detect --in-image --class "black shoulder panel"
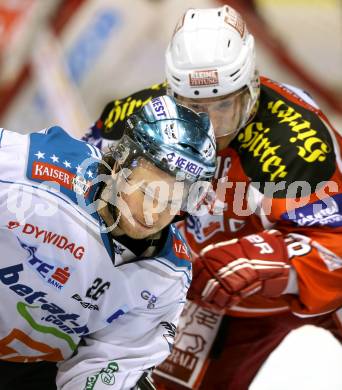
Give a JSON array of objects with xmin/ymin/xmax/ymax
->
[
  {"xmin": 230, "ymin": 83, "xmax": 336, "ymax": 198},
  {"xmin": 97, "ymin": 82, "xmax": 167, "ymax": 140}
]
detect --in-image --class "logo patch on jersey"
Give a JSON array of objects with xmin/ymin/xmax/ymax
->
[
  {"xmin": 141, "ymin": 290, "xmax": 158, "ymax": 309},
  {"xmin": 71, "ymin": 294, "xmax": 99, "ymax": 311},
  {"xmin": 151, "ymin": 96, "xmax": 168, "ymax": 119},
  {"xmin": 7, "ymin": 221, "xmax": 85, "ymax": 260},
  {"xmin": 189, "ymin": 69, "xmax": 218, "ymax": 87},
  {"xmin": 161, "ymin": 321, "xmax": 176, "ymax": 352},
  {"xmin": 18, "ymin": 239, "xmax": 71, "ymax": 291},
  {"xmin": 0, "ymin": 262, "xmax": 89, "ymax": 345},
  {"xmin": 281, "ymin": 194, "xmax": 342, "ymax": 227},
  {"xmin": 27, "ymin": 126, "xmax": 101, "ymax": 202},
  {"xmin": 84, "ymin": 361, "xmax": 119, "ymax": 389},
  {"xmin": 72, "ymin": 175, "xmax": 91, "ymax": 195},
  {"xmin": 113, "ymin": 242, "xmax": 125, "ymax": 255},
  {"xmin": 187, "ymin": 214, "xmax": 225, "ymax": 243},
  {"xmin": 31, "ymin": 161, "xmax": 91, "ymax": 197},
  {"xmin": 173, "ymin": 237, "xmax": 191, "ymax": 260}
]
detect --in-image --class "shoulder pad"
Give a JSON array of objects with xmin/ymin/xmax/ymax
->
[
  {"xmin": 95, "ymin": 82, "xmax": 167, "ymax": 141},
  {"xmin": 27, "ymin": 126, "xmax": 101, "ymax": 209},
  {"xmin": 231, "ymin": 81, "xmax": 336, "ymax": 198}
]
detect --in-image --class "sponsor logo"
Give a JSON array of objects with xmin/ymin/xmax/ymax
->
[
  {"xmin": 202, "ymin": 140, "xmax": 215, "ymax": 159},
  {"xmin": 202, "ymin": 221, "xmax": 221, "ymax": 238},
  {"xmin": 173, "ymin": 237, "xmax": 191, "ymax": 260},
  {"xmin": 84, "ymin": 361, "xmax": 119, "ymax": 389},
  {"xmin": 0, "ymin": 263, "xmax": 89, "ymax": 339},
  {"xmin": 72, "ymin": 294, "xmax": 99, "ymax": 311},
  {"xmin": 113, "ymin": 242, "xmax": 125, "ymax": 255},
  {"xmin": 156, "ymin": 303, "xmax": 222, "ymax": 385},
  {"xmin": 0, "ymin": 328, "xmax": 64, "ymax": 362},
  {"xmin": 189, "ymin": 69, "xmax": 219, "ymax": 87},
  {"xmin": 236, "ymin": 122, "xmax": 287, "ymax": 181},
  {"xmin": 141, "ymin": 290, "xmax": 157, "ymax": 309},
  {"xmin": 7, "ymin": 221, "xmax": 85, "ymax": 260},
  {"xmin": 7, "ymin": 221, "xmax": 20, "ymax": 229},
  {"xmin": 166, "ymin": 152, "xmax": 204, "ymax": 177},
  {"xmin": 163, "ymin": 122, "xmax": 178, "ymax": 142},
  {"xmin": 244, "ymin": 234, "xmax": 274, "ymax": 254},
  {"xmin": 161, "ymin": 321, "xmax": 176, "ymax": 353},
  {"xmin": 32, "ymin": 161, "xmax": 72, "ymax": 185},
  {"xmin": 102, "ymin": 82, "xmax": 167, "ymax": 131},
  {"xmin": 151, "ymin": 96, "xmax": 167, "ymax": 118},
  {"xmin": 224, "ymin": 6, "xmax": 246, "ymax": 38},
  {"xmin": 160, "ymin": 346, "xmax": 199, "ymax": 376},
  {"xmin": 72, "ymin": 175, "xmax": 90, "ymax": 195},
  {"xmin": 187, "ymin": 214, "xmax": 225, "ymax": 243},
  {"xmin": 31, "ymin": 161, "xmax": 90, "ymax": 197},
  {"xmin": 18, "ymin": 238, "xmax": 71, "ymax": 291},
  {"xmin": 281, "ymin": 195, "xmax": 342, "ymax": 227}
]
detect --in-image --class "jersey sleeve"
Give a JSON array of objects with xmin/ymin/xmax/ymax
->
[{"xmin": 271, "ymin": 216, "xmax": 342, "ymax": 317}]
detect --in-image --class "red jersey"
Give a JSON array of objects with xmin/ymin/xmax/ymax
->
[
  {"xmin": 89, "ymin": 77, "xmax": 342, "ymax": 319},
  {"xmin": 184, "ymin": 77, "xmax": 342, "ymax": 318}
]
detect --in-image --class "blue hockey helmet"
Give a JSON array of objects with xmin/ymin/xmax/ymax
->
[{"xmin": 111, "ymin": 95, "xmax": 217, "ymax": 184}]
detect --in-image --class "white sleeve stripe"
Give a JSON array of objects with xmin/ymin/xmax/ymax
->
[{"xmin": 86, "ymin": 143, "xmax": 102, "ymax": 159}]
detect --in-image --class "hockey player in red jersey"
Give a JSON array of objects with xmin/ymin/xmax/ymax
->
[{"xmin": 85, "ymin": 5, "xmax": 342, "ymax": 389}]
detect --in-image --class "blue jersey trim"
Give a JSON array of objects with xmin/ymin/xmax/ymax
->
[
  {"xmin": 27, "ymin": 126, "xmax": 101, "ymax": 210},
  {"xmin": 154, "ymin": 258, "xmax": 192, "ymax": 285}
]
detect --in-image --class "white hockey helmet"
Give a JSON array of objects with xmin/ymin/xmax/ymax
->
[{"xmin": 165, "ymin": 5, "xmax": 259, "ymax": 137}]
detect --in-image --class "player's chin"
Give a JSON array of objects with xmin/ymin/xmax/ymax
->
[{"xmin": 121, "ymin": 218, "xmax": 159, "ymax": 239}]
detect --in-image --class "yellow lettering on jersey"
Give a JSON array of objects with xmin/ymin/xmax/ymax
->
[
  {"xmin": 237, "ymin": 122, "xmax": 288, "ymax": 181},
  {"xmin": 267, "ymin": 99, "xmax": 331, "ymax": 163}
]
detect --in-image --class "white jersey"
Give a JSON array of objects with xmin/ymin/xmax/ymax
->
[{"xmin": 0, "ymin": 126, "xmax": 191, "ymax": 389}]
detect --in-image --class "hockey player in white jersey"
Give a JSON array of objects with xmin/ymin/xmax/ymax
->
[{"xmin": 0, "ymin": 95, "xmax": 216, "ymax": 389}]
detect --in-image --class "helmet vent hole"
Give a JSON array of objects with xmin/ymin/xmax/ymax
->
[
  {"xmin": 172, "ymin": 75, "xmax": 181, "ymax": 82},
  {"xmin": 218, "ymin": 11, "xmax": 221, "ymax": 17},
  {"xmin": 194, "ymin": 90, "xmax": 200, "ymax": 96},
  {"xmin": 230, "ymin": 69, "xmax": 239, "ymax": 77},
  {"xmin": 227, "ymin": 39, "xmax": 231, "ymax": 48},
  {"xmin": 212, "ymin": 89, "xmax": 218, "ymax": 94},
  {"xmin": 179, "ymin": 143, "xmax": 200, "ymax": 155},
  {"xmin": 191, "ymin": 13, "xmax": 195, "ymax": 19}
]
